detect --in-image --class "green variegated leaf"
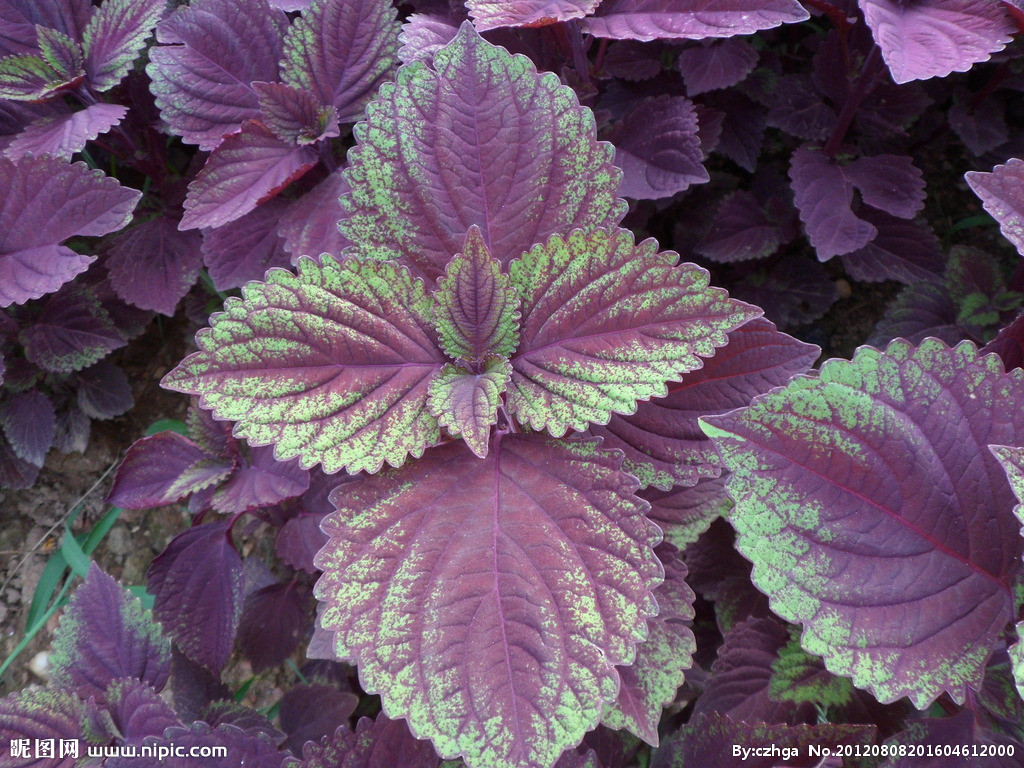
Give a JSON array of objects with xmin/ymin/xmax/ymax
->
[
  {"xmin": 36, "ymin": 26, "xmax": 84, "ymax": 81},
  {"xmin": 0, "ymin": 53, "xmax": 68, "ymax": 100},
  {"xmin": 990, "ymin": 444, "xmax": 1024, "ymax": 704},
  {"xmin": 162, "ymin": 256, "xmax": 447, "ymax": 474},
  {"xmin": 507, "ymin": 228, "xmax": 759, "ymax": 436},
  {"xmin": 340, "ymin": 22, "xmax": 626, "ymax": 283},
  {"xmin": 769, "ymin": 630, "xmax": 857, "ymax": 709},
  {"xmin": 427, "ymin": 357, "xmax": 510, "ymax": 458},
  {"xmin": 434, "ymin": 226, "xmax": 520, "ymax": 362}
]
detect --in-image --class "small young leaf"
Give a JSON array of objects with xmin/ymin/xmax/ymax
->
[
  {"xmin": 507, "ymin": 228, "xmax": 758, "ymax": 436},
  {"xmin": 76, "ymin": 359, "xmax": 133, "ymax": 419},
  {"xmin": 35, "ymin": 26, "xmax": 84, "ymax": 81},
  {"xmin": 82, "ymin": 0, "xmax": 166, "ymax": 91},
  {"xmin": 50, "ymin": 563, "xmax": 172, "ymax": 700},
  {"xmin": 236, "ymin": 581, "xmax": 307, "ymax": 672},
  {"xmin": 253, "ymin": 81, "xmax": 339, "ymax": 145},
  {"xmin": 433, "ymin": 226, "xmax": 520, "ymax": 361},
  {"xmin": 427, "ymin": 358, "xmax": 511, "ymax": 458},
  {"xmin": 0, "ymin": 52, "xmax": 70, "ymax": 100},
  {"xmin": 210, "ymin": 445, "xmax": 309, "ymax": 514},
  {"xmin": 278, "ymin": 168, "xmax": 351, "ymax": 262},
  {"xmin": 163, "ymin": 256, "xmax": 446, "ymax": 475},
  {"xmin": 843, "ymin": 154, "xmax": 926, "ymax": 220},
  {"xmin": 280, "ymin": 0, "xmax": 401, "ymax": 124},
  {"xmin": 180, "ymin": 120, "xmax": 318, "ymax": 231}
]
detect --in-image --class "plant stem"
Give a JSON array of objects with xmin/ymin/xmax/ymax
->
[{"xmin": 823, "ymin": 45, "xmax": 883, "ymax": 158}]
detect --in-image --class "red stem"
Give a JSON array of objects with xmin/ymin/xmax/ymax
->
[{"xmin": 823, "ymin": 45, "xmax": 884, "ymax": 158}]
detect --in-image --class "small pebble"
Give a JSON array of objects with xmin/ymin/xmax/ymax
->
[
  {"xmin": 29, "ymin": 650, "xmax": 51, "ymax": 681},
  {"xmin": 835, "ymin": 278, "xmax": 852, "ymax": 299}
]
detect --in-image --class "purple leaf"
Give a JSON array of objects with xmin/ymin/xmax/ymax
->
[
  {"xmin": 314, "ymin": 434, "xmax": 661, "ymax": 768},
  {"xmin": 966, "ymin": 158, "xmax": 1024, "ymax": 257},
  {"xmin": 4, "ymin": 102, "xmax": 127, "ymax": 160},
  {"xmin": 119, "ymin": 723, "xmax": 284, "ymax": 768},
  {"xmin": 0, "ymin": 688, "xmax": 84, "ymax": 768},
  {"xmin": 82, "ymin": 0, "xmax": 166, "ymax": 92},
  {"xmin": 340, "ymin": 22, "xmax": 626, "ymax": 283},
  {"xmin": 278, "ymin": 686, "xmax": 359, "ymax": 756},
  {"xmin": 283, "ymin": 715, "xmax": 439, "ymax": 768},
  {"xmin": 466, "ymin": 0, "xmax": 599, "ymax": 31},
  {"xmin": 581, "ymin": 0, "xmax": 810, "ymax": 41},
  {"xmin": 147, "ymin": 0, "xmax": 288, "ymax": 150},
  {"xmin": 186, "ymin": 403, "xmax": 233, "ymax": 458},
  {"xmin": 201, "ymin": 197, "xmax": 292, "ymax": 291},
  {"xmin": 433, "ymin": 226, "xmax": 520, "ymax": 360},
  {"xmin": 36, "ymin": 26, "xmax": 84, "ymax": 81},
  {"xmin": 280, "ymin": 0, "xmax": 401, "ymax": 124},
  {"xmin": 609, "ymin": 95, "xmax": 708, "ymax": 200},
  {"xmin": 0, "ymin": 390, "xmax": 54, "ymax": 467},
  {"xmin": 652, "ymin": 712, "xmax": 875, "ymax": 768},
  {"xmin": 0, "ymin": 155, "xmax": 139, "ymax": 307},
  {"xmin": 398, "ymin": 13, "xmax": 460, "ymax": 65},
  {"xmin": 840, "ymin": 210, "xmax": 944, "ymax": 285},
  {"xmin": 880, "ymin": 710, "xmax": 1024, "ymax": 768},
  {"xmin": 278, "ymin": 168, "xmax": 351, "ymax": 262},
  {"xmin": 106, "ymin": 216, "xmax": 204, "ymax": 316},
  {"xmin": 50, "ymin": 563, "xmax": 172, "ymax": 700},
  {"xmin": 508, "ymin": 228, "xmax": 758, "ymax": 437},
  {"xmin": 146, "ymin": 519, "xmax": 244, "ymax": 672},
  {"xmin": 76, "ymin": 359, "xmax": 133, "ymax": 419},
  {"xmin": 589, "ymin": 317, "xmax": 819, "ymax": 490},
  {"xmin": 694, "ymin": 616, "xmax": 811, "ymax": 724},
  {"xmin": 602, "ymin": 544, "xmax": 695, "ymax": 745},
  {"xmin": 181, "ymin": 120, "xmax": 318, "ymax": 231},
  {"xmin": 199, "ymin": 700, "xmax": 284, "ymax": 743},
  {"xmin": 276, "ymin": 513, "xmax": 328, "ymax": 574},
  {"xmin": 869, "ymin": 281, "xmax": 964, "ymax": 348},
  {"xmin": 237, "ymin": 581, "xmax": 307, "ymax": 672},
  {"xmin": 602, "ymin": 41, "xmax": 665, "ymax": 81},
  {"xmin": 96, "ymin": 678, "xmax": 182, "ymax": 744},
  {"xmin": 677, "ymin": 39, "xmax": 758, "ymax": 97},
  {"xmin": 844, "ymin": 153, "xmax": 926, "ymax": 219},
  {"xmin": 701, "ymin": 338, "xmax": 1024, "ymax": 707},
  {"xmin": 18, "ymin": 285, "xmax": 126, "ymax": 373},
  {"xmin": 0, "ymin": 434, "xmax": 40, "ymax": 489},
  {"xmin": 983, "ymin": 310, "xmax": 1024, "ymax": 372},
  {"xmin": 695, "ymin": 190, "xmax": 793, "ymax": 263},
  {"xmin": 789, "ymin": 145, "xmax": 878, "ymax": 260},
  {"xmin": 702, "ymin": 90, "xmax": 764, "ymax": 172},
  {"xmin": 860, "ymin": 0, "xmax": 1015, "ymax": 84},
  {"xmin": 427, "ymin": 359, "xmax": 511, "ymax": 458},
  {"xmin": 642, "ymin": 474, "xmax": 731, "ymax": 549},
  {"xmin": 0, "ymin": 0, "xmax": 92, "ymax": 42},
  {"xmin": 106, "ymin": 431, "xmax": 235, "ymax": 509},
  {"xmin": 163, "ymin": 257, "xmax": 447, "ymax": 475},
  {"xmin": 765, "ymin": 74, "xmax": 836, "ymax": 142},
  {"xmin": 253, "ymin": 81, "xmax": 339, "ymax": 145},
  {"xmin": 211, "ymin": 445, "xmax": 309, "ymax": 514},
  {"xmin": 949, "ymin": 90, "xmax": 1009, "ymax": 157}
]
